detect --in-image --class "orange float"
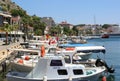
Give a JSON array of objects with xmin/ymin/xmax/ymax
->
[
  {"xmin": 41, "ymin": 45, "xmax": 45, "ymax": 57},
  {"xmin": 17, "ymin": 59, "xmax": 24, "ymax": 64},
  {"xmin": 102, "ymin": 76, "xmax": 106, "ymax": 81},
  {"xmin": 65, "ymin": 47, "xmax": 75, "ymax": 51},
  {"xmin": 25, "ymin": 56, "xmax": 30, "ymax": 60}
]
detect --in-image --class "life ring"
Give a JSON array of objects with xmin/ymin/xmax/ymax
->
[{"xmin": 41, "ymin": 45, "xmax": 45, "ymax": 57}]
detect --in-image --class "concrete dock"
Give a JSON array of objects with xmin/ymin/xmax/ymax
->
[{"xmin": 0, "ymin": 41, "xmax": 22, "ymax": 63}]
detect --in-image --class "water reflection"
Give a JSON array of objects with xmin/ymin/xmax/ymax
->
[
  {"xmin": 98, "ymin": 74, "xmax": 115, "ymax": 81},
  {"xmin": 107, "ymin": 75, "xmax": 115, "ymax": 81}
]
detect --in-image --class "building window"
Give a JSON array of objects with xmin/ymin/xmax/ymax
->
[
  {"xmin": 50, "ymin": 60, "xmax": 63, "ymax": 66},
  {"xmin": 57, "ymin": 69, "xmax": 68, "ymax": 75},
  {"xmin": 73, "ymin": 69, "xmax": 83, "ymax": 75}
]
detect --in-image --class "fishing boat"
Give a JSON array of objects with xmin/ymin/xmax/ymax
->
[
  {"xmin": 10, "ymin": 45, "xmax": 105, "ymax": 72},
  {"xmin": 9, "ymin": 48, "xmax": 41, "ymax": 72},
  {"xmin": 101, "ymin": 33, "xmax": 109, "ymax": 38},
  {"xmin": 58, "ymin": 43, "xmax": 106, "ymax": 61},
  {"xmin": 6, "ymin": 52, "xmax": 106, "ymax": 81},
  {"xmin": 70, "ymin": 36, "xmax": 87, "ymax": 44},
  {"xmin": 48, "ymin": 45, "xmax": 105, "ymax": 61}
]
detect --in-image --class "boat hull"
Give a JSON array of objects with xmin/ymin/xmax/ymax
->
[
  {"xmin": 11, "ymin": 62, "xmax": 34, "ymax": 72},
  {"xmin": 6, "ymin": 71, "xmax": 103, "ymax": 81}
]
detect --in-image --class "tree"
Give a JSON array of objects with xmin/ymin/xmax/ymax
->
[
  {"xmin": 49, "ymin": 26, "xmax": 61, "ymax": 36},
  {"xmin": 102, "ymin": 24, "xmax": 111, "ymax": 29},
  {"xmin": 21, "ymin": 15, "xmax": 31, "ymax": 40},
  {"xmin": 0, "ymin": 24, "xmax": 11, "ymax": 44},
  {"xmin": 63, "ymin": 27, "xmax": 73, "ymax": 36},
  {"xmin": 12, "ymin": 24, "xmax": 19, "ymax": 42},
  {"xmin": 35, "ymin": 29, "xmax": 42, "ymax": 36},
  {"xmin": 10, "ymin": 9, "xmax": 26, "ymax": 17},
  {"xmin": 72, "ymin": 26, "xmax": 78, "ymax": 35},
  {"xmin": 29, "ymin": 15, "xmax": 46, "ymax": 35}
]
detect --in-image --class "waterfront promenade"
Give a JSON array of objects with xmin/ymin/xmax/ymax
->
[
  {"xmin": 0, "ymin": 41, "xmax": 22, "ymax": 63},
  {"xmin": 0, "ymin": 40, "xmax": 23, "ymax": 81}
]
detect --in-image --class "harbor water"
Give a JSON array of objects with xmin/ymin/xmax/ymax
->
[
  {"xmin": 88, "ymin": 37, "xmax": 120, "ymax": 81},
  {"xmin": 1, "ymin": 37, "xmax": 120, "ymax": 81}
]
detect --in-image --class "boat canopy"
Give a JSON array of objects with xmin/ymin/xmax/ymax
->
[
  {"xmin": 58, "ymin": 43, "xmax": 95, "ymax": 48},
  {"xmin": 58, "ymin": 43, "xmax": 105, "ymax": 54},
  {"xmin": 76, "ymin": 46, "xmax": 106, "ymax": 54}
]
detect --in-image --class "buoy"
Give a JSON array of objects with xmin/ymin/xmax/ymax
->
[
  {"xmin": 41, "ymin": 45, "xmax": 45, "ymax": 57},
  {"xmin": 102, "ymin": 76, "xmax": 106, "ymax": 81},
  {"xmin": 18, "ymin": 59, "xmax": 24, "ymax": 64},
  {"xmin": 25, "ymin": 56, "xmax": 30, "ymax": 60}
]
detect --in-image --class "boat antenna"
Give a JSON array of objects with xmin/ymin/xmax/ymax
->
[{"xmin": 94, "ymin": 15, "xmax": 96, "ymax": 25}]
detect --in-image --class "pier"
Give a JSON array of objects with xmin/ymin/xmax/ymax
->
[{"xmin": 0, "ymin": 42, "xmax": 22, "ymax": 72}]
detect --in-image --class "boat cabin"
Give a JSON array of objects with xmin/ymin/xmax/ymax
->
[{"xmin": 26, "ymin": 55, "xmax": 86, "ymax": 79}]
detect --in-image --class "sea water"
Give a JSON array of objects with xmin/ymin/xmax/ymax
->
[{"xmin": 88, "ymin": 37, "xmax": 120, "ymax": 81}]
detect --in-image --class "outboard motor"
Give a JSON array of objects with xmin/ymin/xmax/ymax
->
[
  {"xmin": 95, "ymin": 59, "xmax": 115, "ymax": 73},
  {"xmin": 95, "ymin": 59, "xmax": 106, "ymax": 67},
  {"xmin": 107, "ymin": 66, "xmax": 115, "ymax": 73}
]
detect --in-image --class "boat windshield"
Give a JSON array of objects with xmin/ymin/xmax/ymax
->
[{"xmin": 64, "ymin": 55, "xmax": 71, "ymax": 63}]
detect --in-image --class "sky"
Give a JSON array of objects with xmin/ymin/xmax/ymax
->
[{"xmin": 12, "ymin": 0, "xmax": 120, "ymax": 25}]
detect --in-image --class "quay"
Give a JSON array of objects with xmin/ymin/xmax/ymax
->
[
  {"xmin": 0, "ymin": 41, "xmax": 22, "ymax": 72},
  {"xmin": 0, "ymin": 42, "xmax": 22, "ymax": 62}
]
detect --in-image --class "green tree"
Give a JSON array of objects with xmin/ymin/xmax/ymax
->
[
  {"xmin": 12, "ymin": 24, "xmax": 19, "ymax": 42},
  {"xmin": 31, "ymin": 15, "xmax": 46, "ymax": 35},
  {"xmin": 21, "ymin": 15, "xmax": 30, "ymax": 40},
  {"xmin": 35, "ymin": 29, "xmax": 42, "ymax": 35},
  {"xmin": 0, "ymin": 24, "xmax": 11, "ymax": 44},
  {"xmin": 102, "ymin": 24, "xmax": 111, "ymax": 29},
  {"xmin": 72, "ymin": 26, "xmax": 78, "ymax": 35},
  {"xmin": 1, "ymin": 6, "xmax": 7, "ymax": 11},
  {"xmin": 49, "ymin": 26, "xmax": 61, "ymax": 36},
  {"xmin": 63, "ymin": 27, "xmax": 73, "ymax": 36},
  {"xmin": 10, "ymin": 9, "xmax": 26, "ymax": 17}
]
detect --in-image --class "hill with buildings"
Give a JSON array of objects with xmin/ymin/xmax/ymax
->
[
  {"xmin": 0, "ymin": 0, "xmax": 120, "ymax": 37},
  {"xmin": 0, "ymin": 0, "xmax": 22, "ymax": 12}
]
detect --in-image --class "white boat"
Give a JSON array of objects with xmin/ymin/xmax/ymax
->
[
  {"xmin": 6, "ymin": 52, "xmax": 106, "ymax": 81},
  {"xmin": 9, "ymin": 43, "xmax": 114, "ymax": 75},
  {"xmin": 70, "ymin": 36, "xmax": 87, "ymax": 44},
  {"xmin": 9, "ymin": 48, "xmax": 40, "ymax": 72},
  {"xmin": 11, "ymin": 45, "xmax": 105, "ymax": 72},
  {"xmin": 58, "ymin": 44, "xmax": 105, "ymax": 60},
  {"xmin": 47, "ymin": 45, "xmax": 115, "ymax": 73}
]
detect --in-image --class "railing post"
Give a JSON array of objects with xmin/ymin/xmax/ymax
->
[{"xmin": 43, "ymin": 76, "xmax": 47, "ymax": 81}]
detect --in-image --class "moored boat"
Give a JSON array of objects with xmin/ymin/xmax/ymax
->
[
  {"xmin": 6, "ymin": 52, "xmax": 106, "ymax": 81},
  {"xmin": 101, "ymin": 33, "xmax": 109, "ymax": 38}
]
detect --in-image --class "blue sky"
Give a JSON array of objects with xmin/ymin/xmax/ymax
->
[{"xmin": 12, "ymin": 0, "xmax": 120, "ymax": 25}]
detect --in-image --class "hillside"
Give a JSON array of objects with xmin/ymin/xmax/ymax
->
[{"xmin": 0, "ymin": 0, "xmax": 23, "ymax": 12}]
